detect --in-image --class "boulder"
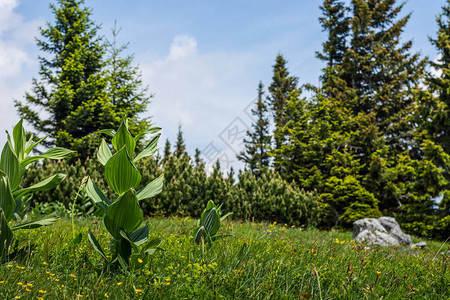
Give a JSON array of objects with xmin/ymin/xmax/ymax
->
[{"xmin": 352, "ymin": 217, "xmax": 414, "ymax": 247}]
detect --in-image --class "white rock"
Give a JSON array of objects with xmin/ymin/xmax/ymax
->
[{"xmin": 352, "ymin": 217, "xmax": 417, "ymax": 247}]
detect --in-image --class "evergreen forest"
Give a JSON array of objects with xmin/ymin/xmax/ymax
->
[{"xmin": 7, "ymin": 0, "xmax": 450, "ymax": 240}]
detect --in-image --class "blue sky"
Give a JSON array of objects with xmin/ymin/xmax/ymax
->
[{"xmin": 0, "ymin": 0, "xmax": 445, "ymax": 171}]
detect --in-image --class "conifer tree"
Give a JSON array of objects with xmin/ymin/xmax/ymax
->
[
  {"xmin": 267, "ymin": 54, "xmax": 298, "ymax": 171},
  {"xmin": 426, "ymin": 0, "xmax": 450, "ymax": 218},
  {"xmin": 420, "ymin": 0, "xmax": 450, "ymax": 155},
  {"xmin": 238, "ymin": 82, "xmax": 271, "ymax": 177},
  {"xmin": 174, "ymin": 125, "xmax": 186, "ymax": 158},
  {"xmin": 104, "ymin": 23, "xmax": 151, "ymax": 138},
  {"xmin": 15, "ymin": 0, "xmax": 105, "ymax": 154},
  {"xmin": 344, "ymin": 0, "xmax": 425, "ymax": 153},
  {"xmin": 163, "ymin": 139, "xmax": 171, "ymax": 162},
  {"xmin": 15, "ymin": 0, "xmax": 151, "ymax": 159},
  {"xmin": 414, "ymin": 0, "xmax": 450, "ymax": 226},
  {"xmin": 194, "ymin": 148, "xmax": 202, "ymax": 167},
  {"xmin": 317, "ymin": 0, "xmax": 350, "ymax": 90}
]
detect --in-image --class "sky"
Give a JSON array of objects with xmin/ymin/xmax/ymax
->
[{"xmin": 0, "ymin": 0, "xmax": 446, "ymax": 172}]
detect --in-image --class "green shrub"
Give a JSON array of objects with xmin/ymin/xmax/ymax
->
[
  {"xmin": 23, "ymin": 155, "xmax": 319, "ymax": 229},
  {"xmin": 228, "ymin": 170, "xmax": 319, "ymax": 227}
]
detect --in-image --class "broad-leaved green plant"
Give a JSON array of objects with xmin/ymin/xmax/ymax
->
[
  {"xmin": 0, "ymin": 119, "xmax": 74, "ymax": 260},
  {"xmin": 85, "ymin": 118, "xmax": 164, "ymax": 269},
  {"xmin": 193, "ymin": 200, "xmax": 232, "ymax": 245}
]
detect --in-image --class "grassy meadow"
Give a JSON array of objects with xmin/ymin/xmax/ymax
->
[{"xmin": 0, "ymin": 217, "xmax": 448, "ymax": 299}]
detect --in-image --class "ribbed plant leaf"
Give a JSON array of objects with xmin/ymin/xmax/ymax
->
[
  {"xmin": 24, "ymin": 134, "xmax": 49, "ymax": 155},
  {"xmin": 133, "ymin": 127, "xmax": 161, "ymax": 142},
  {"xmin": 193, "ymin": 226, "xmax": 207, "ymax": 244},
  {"xmin": 11, "ymin": 217, "xmax": 58, "ymax": 230},
  {"xmin": 98, "ymin": 129, "xmax": 116, "ymax": 137},
  {"xmin": 136, "ymin": 174, "xmax": 164, "ymax": 201},
  {"xmin": 20, "ymin": 147, "xmax": 74, "ymax": 170},
  {"xmin": 88, "ymin": 230, "xmax": 109, "ymax": 262},
  {"xmin": 97, "ymin": 139, "xmax": 112, "ymax": 166},
  {"xmin": 0, "ymin": 171, "xmax": 15, "ymax": 222},
  {"xmin": 85, "ymin": 178, "xmax": 111, "ymax": 211},
  {"xmin": 202, "ymin": 208, "xmax": 221, "ymax": 236},
  {"xmin": 142, "ymin": 238, "xmax": 163, "ymax": 254},
  {"xmin": 13, "ymin": 174, "xmax": 66, "ymax": 199},
  {"xmin": 112, "ymin": 119, "xmax": 136, "ymax": 156},
  {"xmin": 128, "ymin": 223, "xmax": 149, "ymax": 246},
  {"xmin": 105, "ymin": 147, "xmax": 141, "ymax": 195},
  {"xmin": 119, "ymin": 230, "xmax": 139, "ymax": 252},
  {"xmin": 0, "ymin": 142, "xmax": 21, "ymax": 191},
  {"xmin": 104, "ymin": 189, "xmax": 143, "ymax": 240},
  {"xmin": 220, "ymin": 212, "xmax": 233, "ymax": 222},
  {"xmin": 117, "ymin": 237, "xmax": 132, "ymax": 268},
  {"xmin": 133, "ymin": 134, "xmax": 160, "ymax": 163},
  {"xmin": 12, "ymin": 119, "xmax": 26, "ymax": 162},
  {"xmin": 0, "ymin": 208, "xmax": 14, "ymax": 259}
]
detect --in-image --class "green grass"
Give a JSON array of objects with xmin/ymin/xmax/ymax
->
[{"xmin": 0, "ymin": 217, "xmax": 448, "ymax": 299}]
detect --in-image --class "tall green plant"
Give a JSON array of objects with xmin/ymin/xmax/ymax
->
[
  {"xmin": 193, "ymin": 200, "xmax": 232, "ymax": 245},
  {"xmin": 0, "ymin": 119, "xmax": 74, "ymax": 260},
  {"xmin": 85, "ymin": 118, "xmax": 164, "ymax": 269}
]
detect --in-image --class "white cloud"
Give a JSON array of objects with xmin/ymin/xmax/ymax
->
[
  {"xmin": 168, "ymin": 35, "xmax": 197, "ymax": 60},
  {"xmin": 0, "ymin": 0, "xmax": 19, "ymax": 34},
  {"xmin": 0, "ymin": 0, "xmax": 43, "ymax": 146},
  {"xmin": 140, "ymin": 34, "xmax": 256, "ymax": 171}
]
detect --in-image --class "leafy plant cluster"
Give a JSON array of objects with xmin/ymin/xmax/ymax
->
[
  {"xmin": 0, "ymin": 120, "xmax": 73, "ymax": 260},
  {"xmin": 83, "ymin": 118, "xmax": 164, "ymax": 269}
]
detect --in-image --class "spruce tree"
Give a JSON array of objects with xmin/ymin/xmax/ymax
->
[
  {"xmin": 104, "ymin": 23, "xmax": 151, "ymax": 138},
  {"xmin": 238, "ymin": 82, "xmax": 271, "ymax": 177},
  {"xmin": 317, "ymin": 0, "xmax": 350, "ymax": 91},
  {"xmin": 420, "ymin": 0, "xmax": 450, "ymax": 155},
  {"xmin": 344, "ymin": 0, "xmax": 425, "ymax": 154},
  {"xmin": 163, "ymin": 139, "xmax": 171, "ymax": 163},
  {"xmin": 412, "ymin": 1, "xmax": 450, "ymax": 232},
  {"xmin": 15, "ymin": 0, "xmax": 151, "ymax": 159},
  {"xmin": 174, "ymin": 125, "xmax": 186, "ymax": 158},
  {"xmin": 194, "ymin": 148, "xmax": 202, "ymax": 166},
  {"xmin": 267, "ymin": 54, "xmax": 298, "ymax": 171}
]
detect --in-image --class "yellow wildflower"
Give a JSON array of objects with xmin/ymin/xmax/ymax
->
[
  {"xmin": 39, "ymin": 290, "xmax": 46, "ymax": 294},
  {"xmin": 135, "ymin": 289, "xmax": 143, "ymax": 293},
  {"xmin": 138, "ymin": 258, "xmax": 143, "ymax": 263},
  {"xmin": 117, "ymin": 282, "xmax": 123, "ymax": 286}
]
